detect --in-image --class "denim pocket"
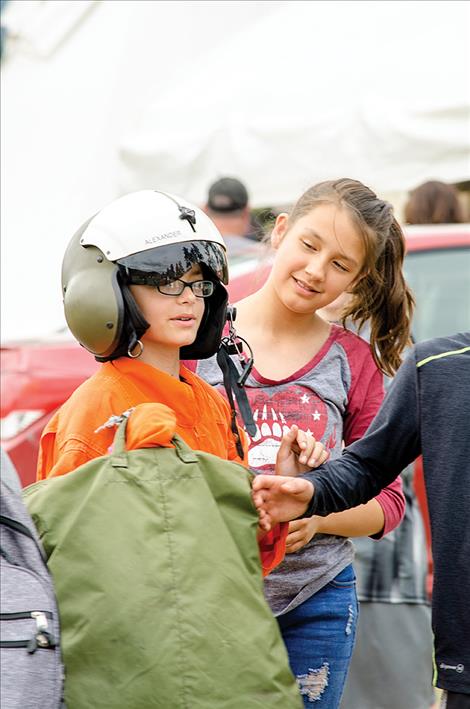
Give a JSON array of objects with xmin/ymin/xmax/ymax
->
[{"xmin": 328, "ymin": 563, "xmax": 357, "ymax": 589}]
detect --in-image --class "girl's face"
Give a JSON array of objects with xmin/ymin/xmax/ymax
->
[
  {"xmin": 269, "ymin": 204, "xmax": 365, "ymax": 315},
  {"xmin": 130, "ymin": 264, "xmax": 206, "ymax": 352}
]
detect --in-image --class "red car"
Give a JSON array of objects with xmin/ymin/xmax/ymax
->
[{"xmin": 2, "ymin": 224, "xmax": 470, "ymax": 487}]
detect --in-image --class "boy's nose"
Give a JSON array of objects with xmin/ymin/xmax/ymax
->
[{"xmin": 178, "ymin": 285, "xmax": 197, "ymax": 303}]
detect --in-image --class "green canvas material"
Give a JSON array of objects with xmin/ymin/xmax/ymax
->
[{"xmin": 23, "ymin": 418, "xmax": 302, "ymax": 709}]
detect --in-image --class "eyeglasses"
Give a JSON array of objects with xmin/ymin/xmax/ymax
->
[{"xmin": 154, "ymin": 279, "xmax": 214, "ymax": 298}]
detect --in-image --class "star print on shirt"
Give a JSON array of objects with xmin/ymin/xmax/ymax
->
[{"xmin": 241, "ymin": 385, "xmax": 329, "ymax": 471}]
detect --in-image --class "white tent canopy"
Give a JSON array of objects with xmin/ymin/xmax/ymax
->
[
  {"xmin": 119, "ymin": 1, "xmax": 470, "ymax": 207},
  {"xmin": 1, "ymin": 1, "xmax": 469, "ymax": 341},
  {"xmin": 1, "ymin": 0, "xmax": 279, "ymax": 341}
]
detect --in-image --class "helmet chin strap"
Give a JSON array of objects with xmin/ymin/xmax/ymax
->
[{"xmin": 216, "ymin": 307, "xmax": 256, "ymax": 459}]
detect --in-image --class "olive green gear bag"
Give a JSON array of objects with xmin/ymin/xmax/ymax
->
[{"xmin": 23, "ymin": 418, "xmax": 302, "ymax": 709}]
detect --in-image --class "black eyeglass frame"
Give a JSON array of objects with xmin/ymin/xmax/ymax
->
[{"xmin": 127, "ymin": 273, "xmax": 214, "ymax": 298}]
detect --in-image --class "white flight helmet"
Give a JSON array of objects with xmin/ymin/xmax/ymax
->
[{"xmin": 62, "ymin": 190, "xmax": 229, "ymax": 361}]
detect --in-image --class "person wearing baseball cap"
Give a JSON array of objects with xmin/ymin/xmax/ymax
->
[
  {"xmin": 207, "ymin": 176, "xmax": 249, "ymax": 213},
  {"xmin": 204, "ymin": 176, "xmax": 261, "ymax": 254}
]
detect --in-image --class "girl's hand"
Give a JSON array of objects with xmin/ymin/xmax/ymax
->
[
  {"xmin": 275, "ymin": 424, "xmax": 328, "ymax": 477},
  {"xmin": 285, "ymin": 516, "xmax": 322, "ymax": 553}
]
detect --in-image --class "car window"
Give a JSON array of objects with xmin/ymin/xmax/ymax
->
[{"xmin": 404, "ymin": 247, "xmax": 470, "ymax": 343}]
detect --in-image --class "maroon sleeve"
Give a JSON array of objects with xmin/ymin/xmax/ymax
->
[
  {"xmin": 341, "ymin": 332, "xmax": 405, "ymax": 537},
  {"xmin": 372, "ymin": 475, "xmax": 405, "ymax": 538},
  {"xmin": 342, "ymin": 340, "xmax": 385, "ymax": 446}
]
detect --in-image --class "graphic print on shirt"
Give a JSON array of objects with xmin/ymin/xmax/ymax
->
[{"xmin": 244, "ymin": 385, "xmax": 335, "ymax": 471}]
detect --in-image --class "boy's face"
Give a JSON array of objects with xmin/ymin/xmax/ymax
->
[{"xmin": 130, "ymin": 264, "xmax": 206, "ymax": 351}]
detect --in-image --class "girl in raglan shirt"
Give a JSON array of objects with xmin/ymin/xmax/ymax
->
[{"xmin": 196, "ymin": 178, "xmax": 413, "ymax": 708}]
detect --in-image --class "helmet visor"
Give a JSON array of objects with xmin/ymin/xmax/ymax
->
[{"xmin": 117, "ymin": 240, "xmax": 228, "ymax": 285}]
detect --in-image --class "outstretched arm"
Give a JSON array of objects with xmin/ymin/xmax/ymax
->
[
  {"xmin": 302, "ymin": 352, "xmax": 420, "ymax": 517},
  {"xmin": 314, "ymin": 499, "xmax": 385, "ymax": 537},
  {"xmin": 284, "ymin": 499, "xmax": 385, "ymax": 553}
]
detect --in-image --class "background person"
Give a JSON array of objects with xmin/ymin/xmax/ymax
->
[
  {"xmin": 1, "ymin": 448, "xmax": 65, "ymax": 708},
  {"xmin": 204, "ymin": 176, "xmax": 261, "ymax": 253},
  {"xmin": 404, "ymin": 180, "xmax": 464, "ymax": 225},
  {"xmin": 318, "ymin": 294, "xmax": 435, "ymax": 709}
]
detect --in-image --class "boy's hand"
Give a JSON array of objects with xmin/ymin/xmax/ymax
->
[
  {"xmin": 285, "ymin": 516, "xmax": 321, "ymax": 553},
  {"xmin": 275, "ymin": 424, "xmax": 328, "ymax": 477},
  {"xmin": 252, "ymin": 475, "xmax": 314, "ymax": 526}
]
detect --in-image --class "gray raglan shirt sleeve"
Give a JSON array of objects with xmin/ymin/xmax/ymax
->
[{"xmin": 302, "ymin": 348, "xmax": 422, "ymax": 517}]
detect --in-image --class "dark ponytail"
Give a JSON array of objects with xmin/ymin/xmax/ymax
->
[{"xmin": 344, "ymin": 217, "xmax": 414, "ymax": 376}]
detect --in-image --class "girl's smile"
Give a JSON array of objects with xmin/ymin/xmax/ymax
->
[{"xmin": 291, "ymin": 276, "xmax": 323, "ymax": 296}]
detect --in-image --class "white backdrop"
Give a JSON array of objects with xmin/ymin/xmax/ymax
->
[
  {"xmin": 1, "ymin": 0, "xmax": 280, "ymax": 341},
  {"xmin": 1, "ymin": 0, "xmax": 469, "ymax": 341},
  {"xmin": 119, "ymin": 1, "xmax": 470, "ymax": 205}
]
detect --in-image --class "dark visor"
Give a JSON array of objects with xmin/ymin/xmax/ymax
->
[{"xmin": 117, "ymin": 240, "xmax": 228, "ymax": 285}]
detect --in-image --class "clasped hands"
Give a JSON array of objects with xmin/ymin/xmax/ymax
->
[{"xmin": 256, "ymin": 424, "xmax": 323, "ymax": 546}]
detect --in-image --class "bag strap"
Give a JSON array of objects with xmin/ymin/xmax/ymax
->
[
  {"xmin": 110, "ymin": 415, "xmax": 130, "ymax": 469},
  {"xmin": 171, "ymin": 435, "xmax": 198, "ymax": 463}
]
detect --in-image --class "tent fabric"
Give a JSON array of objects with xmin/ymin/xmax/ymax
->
[
  {"xmin": 1, "ymin": 1, "xmax": 469, "ymax": 341},
  {"xmin": 0, "ymin": 1, "xmax": 276, "ymax": 341},
  {"xmin": 118, "ymin": 1, "xmax": 470, "ymax": 207}
]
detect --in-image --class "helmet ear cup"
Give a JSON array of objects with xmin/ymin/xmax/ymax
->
[
  {"xmin": 99, "ymin": 283, "xmax": 150, "ymax": 362},
  {"xmin": 62, "ymin": 227, "xmax": 124, "ymax": 358}
]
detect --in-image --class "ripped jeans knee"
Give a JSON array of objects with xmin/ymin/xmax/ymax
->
[{"xmin": 297, "ymin": 662, "xmax": 330, "ymax": 702}]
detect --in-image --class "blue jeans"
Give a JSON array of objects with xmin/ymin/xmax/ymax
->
[{"xmin": 277, "ymin": 564, "xmax": 359, "ymax": 708}]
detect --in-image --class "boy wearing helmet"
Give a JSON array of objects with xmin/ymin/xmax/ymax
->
[{"xmin": 37, "ymin": 190, "xmax": 325, "ymax": 574}]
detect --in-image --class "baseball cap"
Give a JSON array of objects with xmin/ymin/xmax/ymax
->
[{"xmin": 207, "ymin": 177, "xmax": 249, "ymax": 213}]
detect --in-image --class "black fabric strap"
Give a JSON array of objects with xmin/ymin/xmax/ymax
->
[
  {"xmin": 217, "ymin": 345, "xmax": 256, "ymax": 459},
  {"xmin": 217, "ymin": 346, "xmax": 244, "ymax": 459}
]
